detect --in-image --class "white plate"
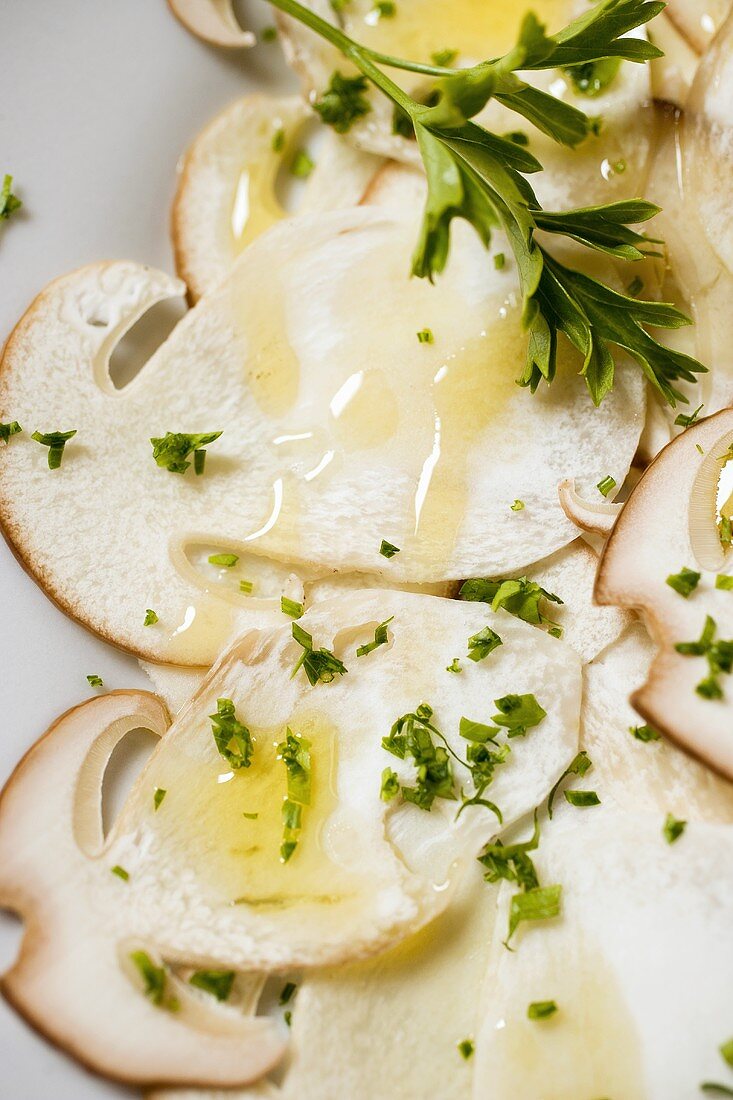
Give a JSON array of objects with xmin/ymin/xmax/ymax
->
[{"xmin": 0, "ymin": 2, "xmax": 291, "ymax": 1094}]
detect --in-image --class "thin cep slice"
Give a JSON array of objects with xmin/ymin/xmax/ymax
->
[
  {"xmin": 0, "ymin": 207, "xmax": 644, "ymax": 664},
  {"xmin": 0, "ymin": 590, "xmax": 581, "ymax": 1087}
]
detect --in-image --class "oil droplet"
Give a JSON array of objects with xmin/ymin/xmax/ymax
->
[
  {"xmin": 230, "ymin": 118, "xmax": 291, "ymax": 255},
  {"xmin": 231, "ymin": 260, "xmax": 300, "ymax": 418},
  {"xmin": 166, "ymin": 596, "xmax": 236, "ymax": 665},
  {"xmin": 330, "ymin": 369, "xmax": 399, "ymax": 451}
]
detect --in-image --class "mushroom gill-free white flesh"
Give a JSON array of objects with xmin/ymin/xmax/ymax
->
[
  {"xmin": 0, "ymin": 209, "xmax": 645, "ymax": 665},
  {"xmin": 0, "ymin": 591, "xmax": 581, "ymax": 1087},
  {"xmin": 168, "ymin": 0, "xmax": 255, "ymax": 48}
]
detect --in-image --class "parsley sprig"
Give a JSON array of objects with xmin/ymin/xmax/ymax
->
[{"xmin": 268, "ymin": 0, "xmax": 705, "ymax": 406}]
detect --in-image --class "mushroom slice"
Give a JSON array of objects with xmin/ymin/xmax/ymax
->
[
  {"xmin": 648, "ymin": 11, "xmax": 701, "ymax": 107},
  {"xmin": 168, "ymin": 0, "xmax": 254, "ymax": 48},
  {"xmin": 558, "ymin": 479, "xmax": 622, "ymax": 538},
  {"xmin": 173, "ymin": 95, "xmax": 382, "ymax": 301},
  {"xmin": 595, "ymin": 408, "xmax": 733, "ymax": 779},
  {"xmin": 664, "ymin": 0, "xmax": 731, "ymax": 53},
  {"xmin": 0, "ymin": 591, "xmax": 581, "ymax": 1086},
  {"xmin": 475, "ymin": 811, "xmax": 733, "ymax": 1099},
  {"xmin": 0, "ymin": 209, "xmax": 645, "ymax": 664},
  {"xmin": 0, "ymin": 691, "xmax": 286, "ymax": 1088}
]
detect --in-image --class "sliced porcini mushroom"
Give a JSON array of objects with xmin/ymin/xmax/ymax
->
[
  {"xmin": 167, "ymin": 0, "xmax": 255, "ymax": 48},
  {"xmin": 0, "ymin": 591, "xmax": 581, "ymax": 1086},
  {"xmin": 664, "ymin": 0, "xmax": 730, "ymax": 53},
  {"xmin": 173, "ymin": 94, "xmax": 382, "ymax": 302},
  {"xmin": 0, "ymin": 691, "xmax": 286, "ymax": 1088},
  {"xmin": 0, "ymin": 209, "xmax": 645, "ymax": 665},
  {"xmin": 648, "ymin": 10, "xmax": 701, "ymax": 107},
  {"xmin": 476, "ymin": 812, "xmax": 733, "ymax": 1097},
  {"xmin": 558, "ymin": 479, "xmax": 623, "ymax": 538},
  {"xmin": 595, "ymin": 408, "xmax": 733, "ymax": 779}
]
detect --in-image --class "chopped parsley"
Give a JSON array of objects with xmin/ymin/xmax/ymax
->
[
  {"xmin": 460, "ymin": 576, "xmax": 563, "ymax": 636},
  {"xmin": 446, "ymin": 657, "xmax": 462, "ymax": 673},
  {"xmin": 379, "ymin": 538, "xmax": 401, "ymax": 558},
  {"xmin": 547, "ymin": 750, "xmax": 593, "ymax": 818},
  {"xmin": 315, "ymin": 72, "xmax": 371, "ymax": 133},
  {"xmin": 279, "ymin": 981, "xmax": 297, "ymax": 1006},
  {"xmin": 0, "ymin": 421, "xmax": 22, "ymax": 444},
  {"xmin": 261, "ymin": 25, "xmax": 277, "ymax": 41},
  {"xmin": 272, "ymin": 127, "xmax": 286, "ymax": 153},
  {"xmin": 492, "ymin": 694, "xmax": 546, "ymax": 739},
  {"xmin": 417, "ymin": 327, "xmax": 434, "ymax": 344},
  {"xmin": 208, "ymin": 552, "xmax": 238, "ymax": 568},
  {"xmin": 31, "ymin": 429, "xmax": 76, "ymax": 469},
  {"xmin": 209, "ymin": 697, "xmax": 253, "ymax": 769},
  {"xmin": 431, "ymin": 48, "xmax": 457, "ymax": 67},
  {"xmin": 562, "ymin": 57, "xmax": 621, "ymax": 96},
  {"xmin": 129, "ymin": 950, "xmax": 178, "ymax": 1011},
  {"xmin": 597, "ymin": 474, "xmax": 616, "ymax": 497},
  {"xmin": 150, "ymin": 431, "xmax": 222, "ymax": 475},
  {"xmin": 291, "ymin": 622, "xmax": 347, "ymax": 685},
  {"xmin": 666, "ymin": 566, "xmax": 701, "ymax": 598},
  {"xmin": 242, "ymin": 811, "xmax": 259, "ymax": 820},
  {"xmin": 528, "ymin": 1000, "xmax": 558, "ymax": 1019},
  {"xmin": 111, "ymin": 865, "xmax": 129, "ymax": 881},
  {"xmin": 86, "ymin": 674, "xmax": 104, "ymax": 688},
  {"xmin": 189, "ymin": 969, "xmax": 235, "ymax": 1001},
  {"xmin": 629, "ymin": 722, "xmax": 661, "ymax": 742},
  {"xmin": 240, "ymin": 579, "xmax": 254, "ymax": 594},
  {"xmin": 675, "ymin": 615, "xmax": 733, "ymax": 699},
  {"xmin": 674, "ymin": 403, "xmax": 703, "ymax": 428},
  {"xmin": 291, "ymin": 149, "xmax": 315, "ymax": 178},
  {"xmin": 281, "ymin": 596, "xmax": 304, "ymax": 619},
  {"xmin": 494, "ymin": 252, "xmax": 506, "ymax": 270},
  {"xmin": 380, "ymin": 766, "xmax": 400, "ymax": 801},
  {"xmin": 457, "ymin": 718, "xmax": 509, "ymax": 824},
  {"xmin": 457, "ymin": 1038, "xmax": 474, "ymax": 1060},
  {"xmin": 663, "ymin": 812, "xmax": 686, "ymax": 844},
  {"xmin": 373, "ymin": 0, "xmax": 396, "ymax": 15},
  {"xmin": 278, "ymin": 730, "xmax": 311, "ymax": 861},
  {"xmin": 466, "ymin": 625, "xmax": 503, "ymax": 662},
  {"xmin": 356, "ymin": 616, "xmax": 393, "ymax": 657},
  {"xmin": 716, "ymin": 575, "xmax": 733, "ymax": 591},
  {"xmin": 382, "ymin": 703, "xmax": 456, "ymax": 811},
  {"xmin": 479, "ymin": 811, "xmax": 540, "ymax": 892},
  {"xmin": 0, "ymin": 174, "xmax": 21, "ymax": 221},
  {"xmin": 510, "ymin": 498, "xmax": 524, "ymax": 511},
  {"xmin": 143, "ymin": 608, "xmax": 159, "ymax": 626},
  {"xmin": 284, "ymin": 1010, "xmax": 293, "ymax": 1026},
  {"xmin": 153, "ymin": 787, "xmax": 167, "ymax": 811},
  {"xmin": 564, "ymin": 789, "xmax": 600, "ymax": 807},
  {"xmin": 506, "ymin": 884, "xmax": 562, "ymax": 946}
]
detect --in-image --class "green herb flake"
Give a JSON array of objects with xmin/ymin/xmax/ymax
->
[
  {"xmin": 279, "ymin": 981, "xmax": 297, "ymax": 1006},
  {"xmin": 272, "ymin": 127, "xmax": 286, "ymax": 153},
  {"xmin": 701, "ymin": 1086, "xmax": 733, "ymax": 1096},
  {"xmin": 208, "ymin": 552, "xmax": 239, "ymax": 568},
  {"xmin": 291, "ymin": 621, "xmax": 348, "ymax": 685},
  {"xmin": 629, "ymin": 723, "xmax": 661, "ymax": 742},
  {"xmin": 143, "ymin": 608, "xmax": 159, "ymax": 626},
  {"xmin": 129, "ymin": 950, "xmax": 171, "ymax": 1009},
  {"xmin": 281, "ymin": 596, "xmax": 304, "ymax": 619},
  {"xmin": 291, "ymin": 149, "xmax": 315, "ymax": 178},
  {"xmin": 492, "ymin": 694, "xmax": 547, "ymax": 739},
  {"xmin": 564, "ymin": 788, "xmax": 601, "ymax": 807},
  {"xmin": 528, "ymin": 1000, "xmax": 558, "ymax": 1020},
  {"xmin": 357, "ymin": 616, "xmax": 394, "ymax": 657},
  {"xmin": 111, "ymin": 865, "xmax": 129, "ymax": 881},
  {"xmin": 547, "ymin": 750, "xmax": 592, "ymax": 817},
  {"xmin": 31, "ymin": 429, "xmax": 77, "ymax": 470},
  {"xmin": 666, "ymin": 566, "xmax": 701, "ymax": 598},
  {"xmin": 190, "ymin": 969, "xmax": 235, "ymax": 1001},
  {"xmin": 431, "ymin": 48, "xmax": 457, "ymax": 67},
  {"xmin": 315, "ymin": 72, "xmax": 371, "ymax": 133},
  {"xmin": 697, "ymin": 444, "xmax": 705, "ymax": 455},
  {"xmin": 663, "ymin": 812, "xmax": 687, "ymax": 844},
  {"xmin": 460, "ymin": 576, "xmax": 563, "ymax": 636},
  {"xmin": 675, "ymin": 403, "xmax": 704, "ymax": 428},
  {"xmin": 209, "ymin": 697, "xmax": 253, "ymax": 769},
  {"xmin": 0, "ymin": 175, "xmax": 21, "ymax": 221},
  {"xmin": 675, "ymin": 614, "xmax": 733, "ymax": 700},
  {"xmin": 278, "ymin": 729, "xmax": 312, "ymax": 861},
  {"xmin": 240, "ymin": 579, "xmax": 254, "ymax": 594},
  {"xmin": 153, "ymin": 787, "xmax": 167, "ymax": 811},
  {"xmin": 86, "ymin": 674, "xmax": 104, "ymax": 688},
  {"xmin": 457, "ymin": 1038, "xmax": 474, "ymax": 1060},
  {"xmin": 446, "ymin": 657, "xmax": 462, "ymax": 673},
  {"xmin": 597, "ymin": 474, "xmax": 616, "ymax": 498},
  {"xmin": 242, "ymin": 811, "xmax": 259, "ymax": 820},
  {"xmin": 716, "ymin": 575, "xmax": 733, "ymax": 591},
  {"xmin": 506, "ymin": 884, "xmax": 562, "ymax": 946},
  {"xmin": 417, "ymin": 327, "xmax": 434, "ymax": 344},
  {"xmin": 150, "ymin": 431, "xmax": 222, "ymax": 475},
  {"xmin": 0, "ymin": 421, "xmax": 22, "ymax": 444},
  {"xmin": 380, "ymin": 766, "xmax": 400, "ymax": 801},
  {"xmin": 380, "ymin": 539, "xmax": 401, "ymax": 558},
  {"xmin": 374, "ymin": 0, "xmax": 396, "ymax": 16},
  {"xmin": 261, "ymin": 25, "xmax": 277, "ymax": 41},
  {"xmin": 467, "ymin": 625, "xmax": 503, "ymax": 663},
  {"xmin": 494, "ymin": 252, "xmax": 506, "ymax": 270},
  {"xmin": 284, "ymin": 1010, "xmax": 293, "ymax": 1027},
  {"xmin": 382, "ymin": 704, "xmax": 456, "ymax": 811}
]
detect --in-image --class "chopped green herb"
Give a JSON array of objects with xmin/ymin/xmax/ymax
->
[
  {"xmin": 510, "ymin": 498, "xmax": 524, "ymax": 511},
  {"xmin": 720, "ymin": 1038, "xmax": 733, "ymax": 1068},
  {"xmin": 460, "ymin": 576, "xmax": 563, "ymax": 636},
  {"xmin": 111, "ymin": 865, "xmax": 129, "ymax": 881},
  {"xmin": 31, "ymin": 429, "xmax": 76, "ymax": 470},
  {"xmin": 562, "ymin": 57, "xmax": 621, "ymax": 96},
  {"xmin": 208, "ymin": 552, "xmax": 238, "ymax": 568},
  {"xmin": 479, "ymin": 811, "xmax": 540, "ymax": 892},
  {"xmin": 373, "ymin": 0, "xmax": 396, "ymax": 15},
  {"xmin": 292, "ymin": 621, "xmax": 347, "ymax": 685},
  {"xmin": 492, "ymin": 694, "xmax": 546, "ymax": 739},
  {"xmin": 457, "ymin": 1038, "xmax": 474, "ymax": 1060},
  {"xmin": 284, "ymin": 1010, "xmax": 293, "ymax": 1027},
  {"xmin": 459, "ymin": 717, "xmax": 498, "ymax": 743},
  {"xmin": 278, "ymin": 729, "xmax": 312, "ymax": 861},
  {"xmin": 315, "ymin": 72, "xmax": 371, "ymax": 133},
  {"xmin": 431, "ymin": 48, "xmax": 457, "ymax": 67},
  {"xmin": 547, "ymin": 750, "xmax": 592, "ymax": 817},
  {"xmin": 209, "ymin": 698, "xmax": 253, "ymax": 769},
  {"xmin": 446, "ymin": 657, "xmax": 462, "ymax": 673},
  {"xmin": 143, "ymin": 608, "xmax": 159, "ymax": 626},
  {"xmin": 675, "ymin": 403, "xmax": 703, "ymax": 428},
  {"xmin": 697, "ymin": 444, "xmax": 705, "ymax": 455},
  {"xmin": 494, "ymin": 252, "xmax": 506, "ymax": 270},
  {"xmin": 701, "ymin": 1086, "xmax": 733, "ymax": 1097},
  {"xmin": 675, "ymin": 615, "xmax": 733, "ymax": 700},
  {"xmin": 86, "ymin": 674, "xmax": 104, "ymax": 688},
  {"xmin": 194, "ymin": 449, "xmax": 207, "ymax": 476},
  {"xmin": 291, "ymin": 149, "xmax": 315, "ymax": 178},
  {"xmin": 281, "ymin": 596, "xmax": 304, "ymax": 619},
  {"xmin": 721, "ymin": 515, "xmax": 733, "ymax": 549},
  {"xmin": 242, "ymin": 811, "xmax": 259, "ymax": 820},
  {"xmin": 272, "ymin": 127, "xmax": 286, "ymax": 153},
  {"xmin": 379, "ymin": 539, "xmax": 400, "ymax": 558},
  {"xmin": 597, "ymin": 474, "xmax": 616, "ymax": 497},
  {"xmin": 666, "ymin": 567, "xmax": 701, "ymax": 598},
  {"xmin": 129, "ymin": 950, "xmax": 173, "ymax": 1009},
  {"xmin": 380, "ymin": 766, "xmax": 400, "ymax": 801},
  {"xmin": 261, "ymin": 25, "xmax": 277, "ymax": 40},
  {"xmin": 382, "ymin": 703, "xmax": 456, "ymax": 811},
  {"xmin": 506, "ymin": 884, "xmax": 562, "ymax": 946},
  {"xmin": 153, "ymin": 787, "xmax": 167, "ymax": 811},
  {"xmin": 467, "ymin": 625, "xmax": 503, "ymax": 663},
  {"xmin": 663, "ymin": 812, "xmax": 686, "ymax": 844},
  {"xmin": 357, "ymin": 616, "xmax": 394, "ymax": 657},
  {"xmin": 564, "ymin": 788, "xmax": 600, "ymax": 807},
  {"xmin": 239, "ymin": 580, "xmax": 254, "ymax": 594},
  {"xmin": 0, "ymin": 175, "xmax": 21, "ymax": 221},
  {"xmin": 629, "ymin": 723, "xmax": 661, "ymax": 742},
  {"xmin": 150, "ymin": 431, "xmax": 222, "ymax": 475},
  {"xmin": 417, "ymin": 327, "xmax": 434, "ymax": 344},
  {"xmin": 0, "ymin": 421, "xmax": 22, "ymax": 444},
  {"xmin": 716, "ymin": 575, "xmax": 733, "ymax": 591},
  {"xmin": 190, "ymin": 969, "xmax": 235, "ymax": 1001},
  {"xmin": 528, "ymin": 1000, "xmax": 558, "ymax": 1019},
  {"xmin": 279, "ymin": 981, "xmax": 297, "ymax": 1006}
]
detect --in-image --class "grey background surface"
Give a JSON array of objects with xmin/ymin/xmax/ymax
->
[{"xmin": 0, "ymin": 2, "xmax": 290, "ymax": 1095}]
